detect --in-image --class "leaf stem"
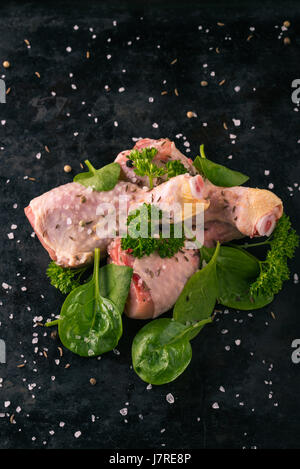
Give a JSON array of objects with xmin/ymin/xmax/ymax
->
[
  {"xmin": 45, "ymin": 319, "xmax": 59, "ymax": 327},
  {"xmin": 93, "ymin": 248, "xmax": 101, "ymax": 298},
  {"xmin": 200, "ymin": 144, "xmax": 206, "ymax": 159},
  {"xmin": 84, "ymin": 159, "xmax": 96, "ymax": 174},
  {"xmin": 237, "ymin": 240, "xmax": 271, "ymax": 249}
]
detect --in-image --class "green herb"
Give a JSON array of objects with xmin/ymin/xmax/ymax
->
[
  {"xmin": 202, "ymin": 245, "xmax": 274, "ymax": 310},
  {"xmin": 201, "ymin": 214, "xmax": 299, "ymax": 308},
  {"xmin": 193, "ymin": 144, "xmax": 249, "ymax": 187},
  {"xmin": 173, "ymin": 242, "xmax": 220, "ymax": 327},
  {"xmin": 242, "ymin": 213, "xmax": 299, "ymax": 298},
  {"xmin": 132, "ymin": 317, "xmax": 212, "ymax": 385},
  {"xmin": 74, "ymin": 160, "xmax": 120, "ymax": 191},
  {"xmin": 121, "ymin": 203, "xmax": 185, "ymax": 258},
  {"xmin": 46, "ymin": 262, "xmax": 89, "ymax": 294},
  {"xmin": 166, "ymin": 160, "xmax": 188, "ymax": 178},
  {"xmin": 45, "ymin": 248, "xmax": 132, "ymax": 357},
  {"xmin": 128, "ymin": 148, "xmax": 166, "ymax": 189}
]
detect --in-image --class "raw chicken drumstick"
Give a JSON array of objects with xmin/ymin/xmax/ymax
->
[
  {"xmin": 25, "ymin": 174, "xmax": 206, "ymax": 268},
  {"xmin": 200, "ymin": 179, "xmax": 283, "ymax": 241},
  {"xmin": 108, "ymin": 238, "xmax": 200, "ymax": 319}
]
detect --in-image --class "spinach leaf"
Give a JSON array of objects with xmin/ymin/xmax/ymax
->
[
  {"xmin": 55, "ymin": 249, "xmax": 130, "ymax": 357},
  {"xmin": 132, "ymin": 317, "xmax": 211, "ymax": 385},
  {"xmin": 193, "ymin": 145, "xmax": 249, "ymax": 187},
  {"xmin": 173, "ymin": 242, "xmax": 220, "ymax": 327},
  {"xmin": 98, "ymin": 263, "xmax": 133, "ymax": 313},
  {"xmin": 74, "ymin": 160, "xmax": 120, "ymax": 191},
  {"xmin": 202, "ymin": 245, "xmax": 273, "ymax": 310}
]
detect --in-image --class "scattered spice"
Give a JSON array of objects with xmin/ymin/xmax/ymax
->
[
  {"xmin": 35, "ymin": 72, "xmax": 40, "ymax": 78},
  {"xmin": 89, "ymin": 378, "xmax": 97, "ymax": 386},
  {"xmin": 284, "ymin": 37, "xmax": 291, "ymax": 45},
  {"xmin": 219, "ymin": 79, "xmax": 226, "ymax": 86},
  {"xmin": 24, "ymin": 39, "xmax": 30, "ymax": 46},
  {"xmin": 58, "ymin": 347, "xmax": 63, "ymax": 357},
  {"xmin": 64, "ymin": 164, "xmax": 72, "ymax": 173},
  {"xmin": 247, "ymin": 34, "xmax": 253, "ymax": 41},
  {"xmin": 174, "ymin": 88, "xmax": 179, "ymax": 96},
  {"xmin": 186, "ymin": 111, "xmax": 196, "ymax": 118},
  {"xmin": 201, "ymin": 81, "xmax": 208, "ymax": 87},
  {"xmin": 170, "ymin": 58, "xmax": 177, "ymax": 65},
  {"xmin": 216, "ymin": 47, "xmax": 220, "ymax": 53},
  {"xmin": 223, "ymin": 122, "xmax": 228, "ymax": 130},
  {"xmin": 17, "ymin": 363, "xmax": 25, "ymax": 368},
  {"xmin": 283, "ymin": 20, "xmax": 291, "ymax": 28},
  {"xmin": 65, "ymin": 363, "xmax": 71, "ymax": 369},
  {"xmin": 217, "ymin": 22, "xmax": 225, "ymax": 26},
  {"xmin": 161, "ymin": 91, "xmax": 168, "ymax": 95},
  {"xmin": 50, "ymin": 330, "xmax": 57, "ymax": 340},
  {"xmin": 270, "ymin": 311, "xmax": 276, "ymax": 320},
  {"xmin": 44, "ymin": 145, "xmax": 50, "ymax": 153},
  {"xmin": 6, "ymin": 87, "xmax": 11, "ymax": 95},
  {"xmin": 3, "ymin": 61, "xmax": 10, "ymax": 69},
  {"xmin": 86, "ymin": 51, "xmax": 90, "ymax": 59}
]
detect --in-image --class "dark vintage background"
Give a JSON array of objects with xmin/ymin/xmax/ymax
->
[{"xmin": 0, "ymin": 0, "xmax": 299, "ymax": 450}]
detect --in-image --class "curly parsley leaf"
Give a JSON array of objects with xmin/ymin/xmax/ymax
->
[
  {"xmin": 121, "ymin": 203, "xmax": 185, "ymax": 258},
  {"xmin": 128, "ymin": 148, "xmax": 166, "ymax": 189},
  {"xmin": 46, "ymin": 262, "xmax": 89, "ymax": 294},
  {"xmin": 166, "ymin": 160, "xmax": 188, "ymax": 178},
  {"xmin": 249, "ymin": 213, "xmax": 299, "ymax": 297}
]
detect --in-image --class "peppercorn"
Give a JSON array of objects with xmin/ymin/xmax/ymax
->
[{"xmin": 126, "ymin": 159, "xmax": 134, "ymax": 168}]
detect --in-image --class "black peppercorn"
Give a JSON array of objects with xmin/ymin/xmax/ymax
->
[{"xmin": 126, "ymin": 159, "xmax": 134, "ymax": 168}]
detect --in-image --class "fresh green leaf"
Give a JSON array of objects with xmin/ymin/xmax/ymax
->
[
  {"xmin": 166, "ymin": 160, "xmax": 188, "ymax": 179},
  {"xmin": 74, "ymin": 160, "xmax": 120, "ymax": 191},
  {"xmin": 121, "ymin": 203, "xmax": 185, "ymax": 258},
  {"xmin": 173, "ymin": 242, "xmax": 220, "ymax": 325},
  {"xmin": 128, "ymin": 147, "xmax": 166, "ymax": 189},
  {"xmin": 46, "ymin": 262, "xmax": 90, "ymax": 294},
  {"xmin": 246, "ymin": 213, "xmax": 299, "ymax": 298},
  {"xmin": 132, "ymin": 317, "xmax": 211, "ymax": 385},
  {"xmin": 193, "ymin": 145, "xmax": 249, "ymax": 187},
  {"xmin": 54, "ymin": 249, "xmax": 125, "ymax": 357},
  {"xmin": 202, "ymin": 245, "xmax": 274, "ymax": 310},
  {"xmin": 98, "ymin": 263, "xmax": 133, "ymax": 314}
]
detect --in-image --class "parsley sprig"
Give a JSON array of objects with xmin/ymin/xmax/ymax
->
[
  {"xmin": 127, "ymin": 147, "xmax": 188, "ymax": 188},
  {"xmin": 46, "ymin": 262, "xmax": 90, "ymax": 294},
  {"xmin": 121, "ymin": 203, "xmax": 185, "ymax": 258},
  {"xmin": 240, "ymin": 213, "xmax": 299, "ymax": 297}
]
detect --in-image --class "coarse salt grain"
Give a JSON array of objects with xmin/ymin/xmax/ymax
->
[{"xmin": 166, "ymin": 393, "xmax": 174, "ymax": 404}]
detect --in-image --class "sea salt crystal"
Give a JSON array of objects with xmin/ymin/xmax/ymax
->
[
  {"xmin": 74, "ymin": 431, "xmax": 81, "ymax": 438},
  {"xmin": 166, "ymin": 393, "xmax": 174, "ymax": 404},
  {"xmin": 120, "ymin": 408, "xmax": 128, "ymax": 416},
  {"xmin": 212, "ymin": 402, "xmax": 219, "ymax": 409}
]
